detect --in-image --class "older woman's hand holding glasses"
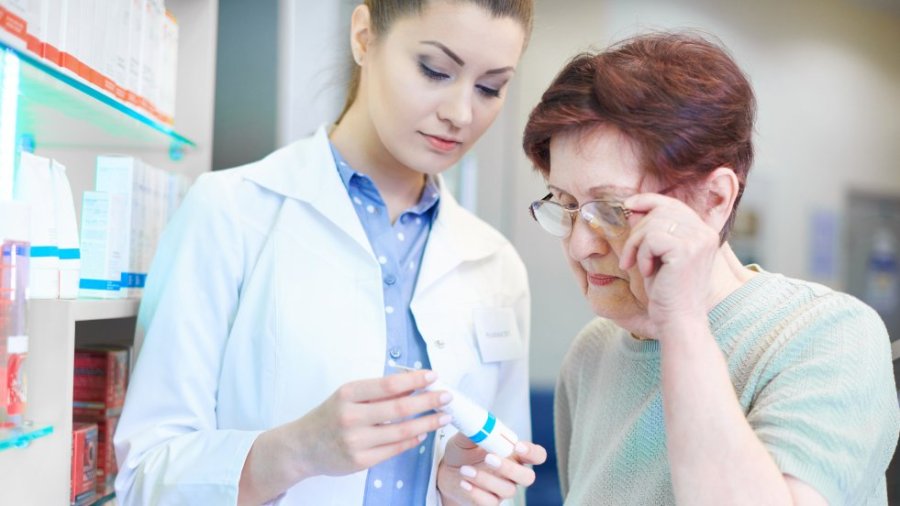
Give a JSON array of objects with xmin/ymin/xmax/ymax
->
[{"xmin": 529, "ymin": 176, "xmax": 732, "ymax": 341}]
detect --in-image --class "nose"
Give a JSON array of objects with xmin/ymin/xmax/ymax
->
[
  {"xmin": 566, "ymin": 214, "xmax": 611, "ymax": 262},
  {"xmin": 437, "ymin": 82, "xmax": 473, "ymax": 128}
]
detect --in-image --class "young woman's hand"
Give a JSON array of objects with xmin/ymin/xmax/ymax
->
[
  {"xmin": 437, "ymin": 432, "xmax": 547, "ymax": 505},
  {"xmin": 286, "ymin": 370, "xmax": 452, "ymax": 478}
]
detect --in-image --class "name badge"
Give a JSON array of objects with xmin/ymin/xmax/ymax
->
[{"xmin": 473, "ymin": 307, "xmax": 523, "ymax": 363}]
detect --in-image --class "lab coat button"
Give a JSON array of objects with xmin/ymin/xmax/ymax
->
[
  {"xmin": 435, "ymin": 339, "xmax": 446, "ymax": 349},
  {"xmin": 389, "ymin": 347, "xmax": 402, "ymax": 359}
]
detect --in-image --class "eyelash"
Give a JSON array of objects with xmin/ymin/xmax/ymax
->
[{"xmin": 417, "ymin": 62, "xmax": 502, "ymax": 99}]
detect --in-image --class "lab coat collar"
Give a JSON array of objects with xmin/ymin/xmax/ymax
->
[
  {"xmin": 243, "ymin": 126, "xmax": 508, "ymax": 288},
  {"xmin": 244, "ymin": 126, "xmax": 372, "ymax": 256}
]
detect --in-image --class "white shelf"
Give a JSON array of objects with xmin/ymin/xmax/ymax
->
[
  {"xmin": 0, "ymin": 299, "xmax": 141, "ymax": 505},
  {"xmin": 29, "ymin": 297, "xmax": 141, "ymax": 322},
  {"xmin": 0, "ymin": 1, "xmax": 218, "ymax": 502}
]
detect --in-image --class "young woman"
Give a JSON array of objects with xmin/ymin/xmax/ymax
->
[
  {"xmin": 114, "ymin": 2, "xmax": 546, "ymax": 505},
  {"xmin": 523, "ymin": 32, "xmax": 899, "ymax": 505}
]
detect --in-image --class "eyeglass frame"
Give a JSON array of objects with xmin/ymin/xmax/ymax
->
[{"xmin": 527, "ymin": 184, "xmax": 679, "ymax": 238}]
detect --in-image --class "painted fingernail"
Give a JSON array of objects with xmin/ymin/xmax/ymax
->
[
  {"xmin": 485, "ymin": 453, "xmax": 502, "ymax": 469},
  {"xmin": 460, "ymin": 465, "xmax": 477, "ymax": 478},
  {"xmin": 424, "ymin": 371, "xmax": 437, "ymax": 382},
  {"xmin": 460, "ymin": 480, "xmax": 473, "ymax": 492},
  {"xmin": 418, "ymin": 433, "xmax": 427, "ymax": 442},
  {"xmin": 515, "ymin": 441, "xmax": 528, "ymax": 454},
  {"xmin": 439, "ymin": 392, "xmax": 453, "ymax": 404},
  {"xmin": 439, "ymin": 414, "xmax": 452, "ymax": 425}
]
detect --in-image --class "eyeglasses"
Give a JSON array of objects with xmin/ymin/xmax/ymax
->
[
  {"xmin": 529, "ymin": 194, "xmax": 633, "ymax": 238},
  {"xmin": 528, "ymin": 185, "xmax": 677, "ymax": 238}
]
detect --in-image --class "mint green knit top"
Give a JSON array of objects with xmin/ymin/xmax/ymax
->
[{"xmin": 555, "ymin": 269, "xmax": 899, "ymax": 505}]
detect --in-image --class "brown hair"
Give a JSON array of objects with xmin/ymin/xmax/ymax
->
[
  {"xmin": 522, "ymin": 32, "xmax": 756, "ymax": 242},
  {"xmin": 336, "ymin": 0, "xmax": 534, "ymax": 123}
]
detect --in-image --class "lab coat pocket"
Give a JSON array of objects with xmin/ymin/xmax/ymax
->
[{"xmin": 417, "ymin": 303, "xmax": 508, "ymax": 412}]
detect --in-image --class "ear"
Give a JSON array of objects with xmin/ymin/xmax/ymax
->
[
  {"xmin": 350, "ymin": 5, "xmax": 372, "ymax": 65},
  {"xmin": 700, "ymin": 167, "xmax": 740, "ymax": 233}
]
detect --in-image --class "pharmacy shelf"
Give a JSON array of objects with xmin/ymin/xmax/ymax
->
[
  {"xmin": 0, "ymin": 422, "xmax": 53, "ymax": 451},
  {"xmin": 0, "ymin": 298, "xmax": 140, "ymax": 505},
  {"xmin": 0, "ymin": 37, "xmax": 195, "ymax": 155}
]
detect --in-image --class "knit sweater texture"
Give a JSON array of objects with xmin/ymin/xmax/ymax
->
[{"xmin": 555, "ymin": 269, "xmax": 900, "ymax": 505}]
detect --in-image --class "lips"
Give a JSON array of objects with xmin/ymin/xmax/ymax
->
[
  {"xmin": 586, "ymin": 273, "xmax": 620, "ymax": 286},
  {"xmin": 420, "ymin": 132, "xmax": 462, "ymax": 153}
]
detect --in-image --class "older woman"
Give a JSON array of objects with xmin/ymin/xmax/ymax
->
[{"xmin": 522, "ymin": 32, "xmax": 899, "ymax": 505}]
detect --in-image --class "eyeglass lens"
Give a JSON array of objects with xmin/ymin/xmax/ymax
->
[{"xmin": 531, "ymin": 200, "xmax": 628, "ymax": 238}]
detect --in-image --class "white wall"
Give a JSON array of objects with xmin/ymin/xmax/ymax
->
[
  {"xmin": 278, "ymin": 0, "xmax": 357, "ymax": 145},
  {"xmin": 511, "ymin": 0, "xmax": 900, "ymax": 387}
]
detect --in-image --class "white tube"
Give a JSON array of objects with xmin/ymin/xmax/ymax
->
[{"xmin": 426, "ymin": 378, "xmax": 519, "ymax": 458}]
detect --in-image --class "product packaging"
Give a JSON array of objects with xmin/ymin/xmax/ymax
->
[
  {"xmin": 71, "ymin": 421, "xmax": 98, "ymax": 506},
  {"xmin": 73, "ymin": 346, "xmax": 129, "ymax": 418},
  {"xmin": 14, "ymin": 151, "xmax": 59, "ymax": 299},
  {"xmin": 95, "ymin": 155, "xmax": 143, "ymax": 296},
  {"xmin": 78, "ymin": 191, "xmax": 126, "ymax": 299},
  {"xmin": 51, "ymin": 159, "xmax": 81, "ymax": 299},
  {"xmin": 0, "ymin": 200, "xmax": 29, "ymax": 427}
]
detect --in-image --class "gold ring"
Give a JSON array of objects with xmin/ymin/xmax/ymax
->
[{"xmin": 667, "ymin": 222, "xmax": 678, "ymax": 235}]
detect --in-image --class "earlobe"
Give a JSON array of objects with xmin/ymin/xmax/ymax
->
[
  {"xmin": 703, "ymin": 167, "xmax": 740, "ymax": 230},
  {"xmin": 350, "ymin": 5, "xmax": 372, "ymax": 65}
]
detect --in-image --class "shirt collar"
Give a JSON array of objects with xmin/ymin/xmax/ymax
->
[{"xmin": 329, "ymin": 141, "xmax": 441, "ymax": 219}]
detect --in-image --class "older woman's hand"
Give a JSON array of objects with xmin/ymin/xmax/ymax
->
[{"xmin": 619, "ymin": 192, "xmax": 721, "ymax": 332}]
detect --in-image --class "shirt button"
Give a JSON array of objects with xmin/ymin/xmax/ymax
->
[
  {"xmin": 384, "ymin": 274, "xmax": 397, "ymax": 285},
  {"xmin": 389, "ymin": 347, "xmax": 402, "ymax": 359}
]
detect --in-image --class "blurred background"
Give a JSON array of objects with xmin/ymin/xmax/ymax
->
[{"xmin": 213, "ymin": 0, "xmax": 900, "ymax": 503}]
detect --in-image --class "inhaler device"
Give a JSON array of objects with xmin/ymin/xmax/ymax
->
[{"xmin": 427, "ymin": 377, "xmax": 520, "ymax": 458}]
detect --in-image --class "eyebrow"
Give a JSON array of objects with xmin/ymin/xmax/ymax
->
[
  {"xmin": 547, "ymin": 184, "xmax": 636, "ymax": 198},
  {"xmin": 420, "ymin": 40, "xmax": 515, "ymax": 75}
]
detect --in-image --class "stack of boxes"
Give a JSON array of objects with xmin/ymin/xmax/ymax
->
[
  {"xmin": 70, "ymin": 422, "xmax": 98, "ymax": 505},
  {"xmin": 0, "ymin": 0, "xmax": 179, "ymax": 125},
  {"xmin": 72, "ymin": 345, "xmax": 129, "ymax": 500},
  {"xmin": 80, "ymin": 155, "xmax": 189, "ymax": 299}
]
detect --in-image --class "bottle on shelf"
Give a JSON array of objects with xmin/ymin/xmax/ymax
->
[{"xmin": 0, "ymin": 200, "xmax": 30, "ymax": 428}]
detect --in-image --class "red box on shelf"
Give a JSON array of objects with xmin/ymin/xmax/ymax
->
[
  {"xmin": 73, "ymin": 346, "xmax": 129, "ymax": 418},
  {"xmin": 73, "ymin": 414, "xmax": 119, "ymax": 496},
  {"xmin": 71, "ymin": 422, "xmax": 98, "ymax": 506}
]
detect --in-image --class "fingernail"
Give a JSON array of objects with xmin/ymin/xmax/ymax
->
[
  {"xmin": 460, "ymin": 480, "xmax": 473, "ymax": 491},
  {"xmin": 439, "ymin": 392, "xmax": 453, "ymax": 404},
  {"xmin": 439, "ymin": 414, "xmax": 452, "ymax": 425},
  {"xmin": 484, "ymin": 453, "xmax": 502, "ymax": 469},
  {"xmin": 418, "ymin": 433, "xmax": 427, "ymax": 442},
  {"xmin": 424, "ymin": 371, "xmax": 437, "ymax": 382},
  {"xmin": 515, "ymin": 441, "xmax": 528, "ymax": 454},
  {"xmin": 460, "ymin": 465, "xmax": 477, "ymax": 478}
]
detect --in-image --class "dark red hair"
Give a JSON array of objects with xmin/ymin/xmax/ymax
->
[{"xmin": 522, "ymin": 32, "xmax": 756, "ymax": 241}]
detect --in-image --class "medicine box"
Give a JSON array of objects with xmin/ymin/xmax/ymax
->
[
  {"xmin": 73, "ymin": 414, "xmax": 119, "ymax": 496},
  {"xmin": 71, "ymin": 421, "xmax": 98, "ymax": 506},
  {"xmin": 73, "ymin": 346, "xmax": 129, "ymax": 418}
]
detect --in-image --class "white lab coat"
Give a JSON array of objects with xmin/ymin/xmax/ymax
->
[{"xmin": 114, "ymin": 127, "xmax": 532, "ymax": 505}]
